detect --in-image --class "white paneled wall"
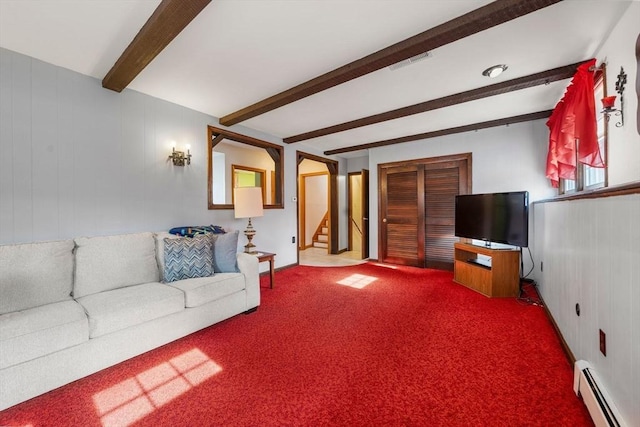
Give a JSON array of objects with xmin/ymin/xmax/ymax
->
[
  {"xmin": 532, "ymin": 194, "xmax": 640, "ymax": 427},
  {"xmin": 0, "ymin": 49, "xmax": 216, "ymax": 244},
  {"xmin": 0, "ymin": 48, "xmax": 306, "ymax": 268}
]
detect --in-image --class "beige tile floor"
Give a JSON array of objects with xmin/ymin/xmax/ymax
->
[{"xmin": 299, "ymin": 247, "xmax": 368, "ymax": 267}]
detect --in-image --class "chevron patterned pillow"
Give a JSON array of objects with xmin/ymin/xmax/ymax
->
[{"xmin": 163, "ymin": 235, "xmax": 214, "ymax": 283}]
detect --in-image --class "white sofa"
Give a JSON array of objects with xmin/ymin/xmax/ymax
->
[{"xmin": 0, "ymin": 231, "xmax": 259, "ymax": 410}]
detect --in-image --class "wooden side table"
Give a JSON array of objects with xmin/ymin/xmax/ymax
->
[{"xmin": 256, "ymin": 252, "xmax": 276, "ymax": 288}]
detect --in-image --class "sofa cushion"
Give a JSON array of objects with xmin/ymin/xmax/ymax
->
[
  {"xmin": 167, "ymin": 273, "xmax": 246, "ymax": 307},
  {"xmin": 76, "ymin": 283, "xmax": 185, "ymax": 338},
  {"xmin": 0, "ymin": 239, "xmax": 75, "ymax": 315},
  {"xmin": 163, "ymin": 235, "xmax": 214, "ymax": 283},
  {"xmin": 211, "ymin": 231, "xmax": 240, "ymax": 273},
  {"xmin": 73, "ymin": 232, "xmax": 160, "ymax": 298},
  {"xmin": 0, "ymin": 300, "xmax": 89, "ymax": 369}
]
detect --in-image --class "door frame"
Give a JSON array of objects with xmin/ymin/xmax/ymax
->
[{"xmin": 296, "ymin": 151, "xmax": 339, "ymax": 259}]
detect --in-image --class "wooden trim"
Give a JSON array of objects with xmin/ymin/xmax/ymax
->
[
  {"xmin": 534, "ymin": 181, "xmax": 640, "ymax": 204},
  {"xmin": 102, "ymin": 0, "xmax": 211, "ymax": 92},
  {"xmin": 286, "ymin": 61, "xmax": 583, "ymax": 144},
  {"xmin": 297, "ymin": 151, "xmax": 337, "ymax": 166},
  {"xmin": 325, "ymin": 111, "xmax": 552, "ymax": 155},
  {"xmin": 379, "ymin": 152, "xmax": 472, "ymax": 174},
  {"xmin": 219, "ymin": 0, "xmax": 562, "ymax": 126},
  {"xmin": 299, "ymin": 173, "xmax": 307, "ymax": 250},
  {"xmin": 208, "ymin": 126, "xmax": 284, "ymax": 210},
  {"xmin": 208, "ymin": 126, "xmax": 283, "ymax": 150},
  {"xmin": 595, "ymin": 64, "xmax": 610, "ymax": 189}
]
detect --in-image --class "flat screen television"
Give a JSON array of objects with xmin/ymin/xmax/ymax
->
[{"xmin": 455, "ymin": 191, "xmax": 529, "ymax": 248}]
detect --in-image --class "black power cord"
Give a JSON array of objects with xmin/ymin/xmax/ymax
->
[{"xmin": 518, "ymin": 247, "xmax": 542, "ymax": 306}]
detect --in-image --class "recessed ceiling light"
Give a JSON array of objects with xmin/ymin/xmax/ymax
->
[{"xmin": 482, "ymin": 64, "xmax": 508, "ymax": 78}]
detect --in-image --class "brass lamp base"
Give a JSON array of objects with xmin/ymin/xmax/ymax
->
[{"xmin": 244, "ymin": 218, "xmax": 257, "ymax": 254}]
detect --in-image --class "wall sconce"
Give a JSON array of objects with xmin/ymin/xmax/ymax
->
[
  {"xmin": 168, "ymin": 142, "xmax": 191, "ymax": 166},
  {"xmin": 601, "ymin": 67, "xmax": 627, "ymax": 128}
]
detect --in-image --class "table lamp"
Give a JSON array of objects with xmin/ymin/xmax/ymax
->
[{"xmin": 234, "ymin": 187, "xmax": 264, "ymax": 254}]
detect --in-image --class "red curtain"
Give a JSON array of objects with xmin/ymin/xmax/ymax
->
[{"xmin": 546, "ymin": 58, "xmax": 604, "ymax": 188}]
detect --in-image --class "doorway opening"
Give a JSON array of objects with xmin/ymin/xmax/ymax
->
[
  {"xmin": 348, "ymin": 170, "xmax": 369, "ymax": 260},
  {"xmin": 296, "ymin": 152, "xmax": 339, "ymax": 266}
]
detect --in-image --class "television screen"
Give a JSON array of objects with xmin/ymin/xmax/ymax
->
[{"xmin": 454, "ymin": 191, "xmax": 529, "ymax": 247}]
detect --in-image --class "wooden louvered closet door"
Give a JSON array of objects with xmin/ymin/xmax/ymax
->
[
  {"xmin": 424, "ymin": 161, "xmax": 469, "ymax": 270},
  {"xmin": 379, "ymin": 165, "xmax": 424, "ymax": 267},
  {"xmin": 379, "ymin": 154, "xmax": 470, "ymax": 270}
]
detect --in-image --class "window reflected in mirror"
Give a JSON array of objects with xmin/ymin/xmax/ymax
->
[
  {"xmin": 232, "ymin": 164, "xmax": 266, "ymax": 204},
  {"xmin": 208, "ymin": 126, "xmax": 283, "ymax": 210}
]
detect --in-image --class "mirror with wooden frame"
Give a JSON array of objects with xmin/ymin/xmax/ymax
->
[{"xmin": 208, "ymin": 126, "xmax": 283, "ymax": 209}]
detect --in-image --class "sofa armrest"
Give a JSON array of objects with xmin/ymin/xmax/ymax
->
[{"xmin": 236, "ymin": 253, "xmax": 260, "ymax": 309}]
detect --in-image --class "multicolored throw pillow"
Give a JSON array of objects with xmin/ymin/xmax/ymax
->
[
  {"xmin": 163, "ymin": 235, "xmax": 214, "ymax": 283},
  {"xmin": 168, "ymin": 225, "xmax": 225, "ymax": 237}
]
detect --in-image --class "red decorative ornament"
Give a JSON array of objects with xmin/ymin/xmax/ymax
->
[{"xmin": 601, "ymin": 95, "xmax": 616, "ymax": 109}]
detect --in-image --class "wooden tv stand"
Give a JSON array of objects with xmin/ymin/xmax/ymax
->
[{"xmin": 453, "ymin": 242, "xmax": 520, "ymax": 297}]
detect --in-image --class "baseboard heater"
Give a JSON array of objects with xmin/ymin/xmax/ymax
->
[{"xmin": 573, "ymin": 360, "xmax": 626, "ymax": 427}]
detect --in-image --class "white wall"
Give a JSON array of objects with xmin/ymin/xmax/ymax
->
[
  {"xmin": 346, "ymin": 155, "xmax": 368, "ymax": 173},
  {"xmin": 532, "ymin": 196, "xmax": 640, "ymax": 427},
  {"xmin": 0, "ymin": 48, "xmax": 300, "ymax": 271},
  {"xmin": 302, "ymin": 174, "xmax": 328, "ymax": 245}
]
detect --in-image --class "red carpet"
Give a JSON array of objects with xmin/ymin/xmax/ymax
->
[{"xmin": 0, "ymin": 263, "xmax": 592, "ymax": 426}]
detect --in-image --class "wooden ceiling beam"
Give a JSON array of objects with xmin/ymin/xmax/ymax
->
[
  {"xmin": 219, "ymin": 0, "xmax": 563, "ymax": 126},
  {"xmin": 102, "ymin": 0, "xmax": 211, "ymax": 93},
  {"xmin": 286, "ymin": 60, "xmax": 587, "ymax": 143},
  {"xmin": 323, "ymin": 110, "xmax": 553, "ymax": 156}
]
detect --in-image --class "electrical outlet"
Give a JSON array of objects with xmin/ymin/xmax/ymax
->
[
  {"xmin": 292, "ymin": 236, "xmax": 296, "ymax": 244},
  {"xmin": 599, "ymin": 329, "xmax": 606, "ymax": 356},
  {"xmin": 541, "ymin": 261, "xmax": 544, "ymax": 272}
]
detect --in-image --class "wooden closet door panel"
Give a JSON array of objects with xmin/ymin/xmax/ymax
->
[
  {"xmin": 380, "ymin": 166, "xmax": 424, "ymax": 267},
  {"xmin": 424, "ymin": 163, "xmax": 460, "ymax": 270}
]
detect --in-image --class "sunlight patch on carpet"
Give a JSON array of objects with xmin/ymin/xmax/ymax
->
[
  {"xmin": 371, "ymin": 262, "xmax": 398, "ymax": 269},
  {"xmin": 93, "ymin": 348, "xmax": 222, "ymax": 426},
  {"xmin": 336, "ymin": 273, "xmax": 377, "ymax": 289}
]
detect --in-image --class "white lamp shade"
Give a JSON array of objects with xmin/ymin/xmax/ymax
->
[{"xmin": 234, "ymin": 187, "xmax": 264, "ymax": 219}]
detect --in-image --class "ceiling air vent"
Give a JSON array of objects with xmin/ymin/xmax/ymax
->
[{"xmin": 388, "ymin": 52, "xmax": 433, "ymax": 71}]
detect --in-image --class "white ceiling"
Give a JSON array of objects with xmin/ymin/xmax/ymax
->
[{"xmin": 0, "ymin": 0, "xmax": 633, "ymax": 158}]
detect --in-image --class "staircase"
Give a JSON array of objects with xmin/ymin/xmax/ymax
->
[{"xmin": 312, "ymin": 213, "xmax": 329, "ymax": 249}]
